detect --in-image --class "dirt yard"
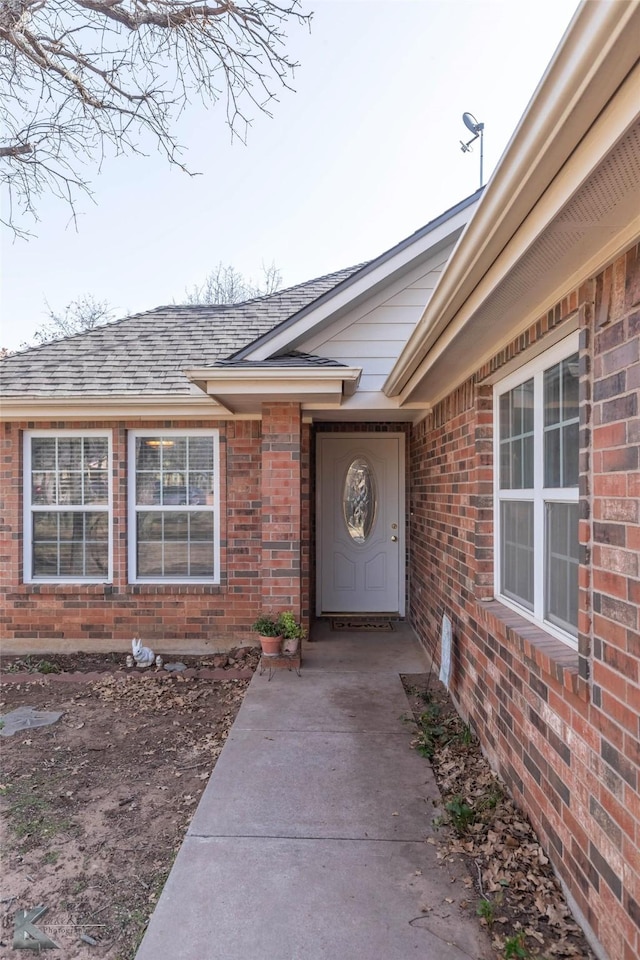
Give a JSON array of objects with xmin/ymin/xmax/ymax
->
[{"xmin": 0, "ymin": 652, "xmax": 257, "ymax": 960}]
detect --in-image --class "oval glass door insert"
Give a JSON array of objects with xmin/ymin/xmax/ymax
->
[{"xmin": 343, "ymin": 457, "xmax": 376, "ymax": 543}]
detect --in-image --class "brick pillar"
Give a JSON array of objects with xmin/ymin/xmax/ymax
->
[{"xmin": 261, "ymin": 403, "xmax": 302, "ymax": 617}]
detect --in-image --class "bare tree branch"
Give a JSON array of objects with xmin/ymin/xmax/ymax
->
[
  {"xmin": 0, "ymin": 0, "xmax": 311, "ymax": 232},
  {"xmin": 29, "ymin": 293, "xmax": 115, "ymax": 343},
  {"xmin": 184, "ymin": 260, "xmax": 282, "ymax": 303}
]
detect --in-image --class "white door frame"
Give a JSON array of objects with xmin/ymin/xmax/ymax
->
[{"xmin": 316, "ymin": 432, "xmax": 406, "ymax": 617}]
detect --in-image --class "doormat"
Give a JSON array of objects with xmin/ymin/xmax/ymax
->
[{"xmin": 330, "ymin": 618, "xmax": 394, "ymax": 632}]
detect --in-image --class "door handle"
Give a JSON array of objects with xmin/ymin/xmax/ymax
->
[{"xmin": 391, "ymin": 535, "xmax": 398, "ymax": 542}]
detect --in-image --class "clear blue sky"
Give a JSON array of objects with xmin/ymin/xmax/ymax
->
[{"xmin": 0, "ymin": 0, "xmax": 579, "ymax": 351}]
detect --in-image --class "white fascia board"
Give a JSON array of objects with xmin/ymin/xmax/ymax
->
[
  {"xmin": 239, "ymin": 201, "xmax": 479, "ymax": 362},
  {"xmin": 0, "ymin": 395, "xmax": 233, "ymax": 420},
  {"xmin": 385, "ymin": 0, "xmax": 640, "ymax": 398},
  {"xmin": 186, "ymin": 365, "xmax": 362, "ymax": 397}
]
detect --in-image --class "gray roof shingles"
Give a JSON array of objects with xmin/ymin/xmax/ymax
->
[{"xmin": 0, "ymin": 265, "xmax": 362, "ymax": 398}]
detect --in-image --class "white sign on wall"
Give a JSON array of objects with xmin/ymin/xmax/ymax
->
[{"xmin": 439, "ymin": 614, "xmax": 453, "ymax": 688}]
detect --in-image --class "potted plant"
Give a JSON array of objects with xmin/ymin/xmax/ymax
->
[
  {"xmin": 276, "ymin": 611, "xmax": 305, "ymax": 656},
  {"xmin": 251, "ymin": 614, "xmax": 282, "ymax": 656}
]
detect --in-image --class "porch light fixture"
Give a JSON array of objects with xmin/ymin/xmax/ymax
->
[{"xmin": 460, "ymin": 111, "xmax": 485, "ymax": 188}]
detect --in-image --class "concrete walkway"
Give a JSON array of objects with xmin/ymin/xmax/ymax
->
[{"xmin": 135, "ymin": 622, "xmax": 493, "ymax": 960}]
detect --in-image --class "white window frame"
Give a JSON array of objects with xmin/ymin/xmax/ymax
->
[
  {"xmin": 493, "ymin": 333, "xmax": 580, "ymax": 648},
  {"xmin": 128, "ymin": 428, "xmax": 220, "ymax": 585},
  {"xmin": 23, "ymin": 429, "xmax": 113, "ymax": 584}
]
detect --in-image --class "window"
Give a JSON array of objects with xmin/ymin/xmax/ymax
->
[
  {"xmin": 128, "ymin": 430, "xmax": 220, "ymax": 583},
  {"xmin": 494, "ymin": 335, "xmax": 579, "ymax": 645},
  {"xmin": 24, "ymin": 431, "xmax": 112, "ymax": 582}
]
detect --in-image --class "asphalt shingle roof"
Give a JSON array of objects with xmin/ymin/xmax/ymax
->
[{"xmin": 0, "ymin": 265, "xmax": 363, "ymax": 398}]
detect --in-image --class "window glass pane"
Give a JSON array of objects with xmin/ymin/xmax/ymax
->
[
  {"xmin": 501, "ymin": 501, "xmax": 534, "ymax": 609},
  {"xmin": 546, "ymin": 502, "xmax": 578, "ymax": 635},
  {"xmin": 32, "ymin": 437, "xmax": 57, "ymax": 470},
  {"xmin": 499, "ymin": 393, "xmax": 510, "ymax": 440},
  {"xmin": 522, "ymin": 435, "xmax": 534, "ymax": 489},
  {"xmin": 161, "ymin": 479, "xmax": 188, "ymax": 505},
  {"xmin": 136, "ymin": 437, "xmax": 161, "ymax": 471},
  {"xmin": 544, "ymin": 364, "xmax": 560, "ymax": 426},
  {"xmin": 563, "ymin": 422, "xmax": 579, "ymax": 487},
  {"xmin": 58, "ymin": 472, "xmax": 83, "ymax": 504},
  {"xmin": 164, "ymin": 543, "xmax": 189, "ymax": 577},
  {"xmin": 562, "ymin": 354, "xmax": 579, "ymax": 421},
  {"xmin": 32, "ymin": 472, "xmax": 56, "ymax": 505},
  {"xmin": 59, "ymin": 543, "xmax": 86, "ymax": 577},
  {"xmin": 33, "ymin": 512, "xmax": 58, "ymax": 541},
  {"xmin": 86, "ymin": 544, "xmax": 109, "ymax": 577},
  {"xmin": 86, "ymin": 512, "xmax": 108, "ymax": 541},
  {"xmin": 190, "ymin": 543, "xmax": 214, "ymax": 576},
  {"xmin": 138, "ymin": 512, "xmax": 162, "ymax": 542},
  {"xmin": 137, "ymin": 474, "xmax": 160, "ymax": 505},
  {"xmin": 521, "ymin": 379, "xmax": 534, "ymax": 435},
  {"xmin": 343, "ymin": 457, "xmax": 376, "ymax": 543},
  {"xmin": 499, "ymin": 380, "xmax": 534, "ymax": 489},
  {"xmin": 499, "ymin": 442, "xmax": 511, "ymax": 488},
  {"xmin": 188, "ymin": 473, "xmax": 211, "ymax": 503},
  {"xmin": 164, "ymin": 512, "xmax": 189, "ymax": 541},
  {"xmin": 58, "ymin": 438, "xmax": 83, "ymax": 470},
  {"xmin": 138, "ymin": 544, "xmax": 163, "ymax": 578},
  {"xmin": 33, "ymin": 543, "xmax": 58, "ymax": 578},
  {"xmin": 544, "ymin": 353, "xmax": 579, "ymax": 489},
  {"xmin": 85, "ymin": 471, "xmax": 108, "ymax": 504},
  {"xmin": 163, "ymin": 438, "xmax": 187, "ymax": 470},
  {"xmin": 188, "ymin": 437, "xmax": 214, "ymax": 471},
  {"xmin": 544, "ymin": 427, "xmax": 560, "ymax": 487},
  {"xmin": 190, "ymin": 512, "xmax": 214, "ymax": 541},
  {"xmin": 85, "ymin": 437, "xmax": 108, "ymax": 468}
]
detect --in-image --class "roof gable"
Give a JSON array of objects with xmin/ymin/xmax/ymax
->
[{"xmin": 233, "ymin": 190, "xmax": 481, "ymax": 362}]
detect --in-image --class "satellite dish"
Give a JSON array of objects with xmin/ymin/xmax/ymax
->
[
  {"xmin": 459, "ymin": 111, "xmax": 485, "ymax": 188},
  {"xmin": 463, "ymin": 112, "xmax": 483, "ymax": 135}
]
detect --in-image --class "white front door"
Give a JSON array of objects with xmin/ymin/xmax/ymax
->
[{"xmin": 317, "ymin": 434, "xmax": 405, "ymax": 615}]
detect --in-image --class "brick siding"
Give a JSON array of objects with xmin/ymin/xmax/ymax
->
[
  {"xmin": 409, "ymin": 244, "xmax": 640, "ymax": 960},
  {"xmin": 0, "ymin": 408, "xmax": 306, "ymax": 649}
]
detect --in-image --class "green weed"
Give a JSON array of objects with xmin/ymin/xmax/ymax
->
[
  {"xmin": 503, "ymin": 931, "xmax": 532, "ymax": 958},
  {"xmin": 445, "ymin": 795, "xmax": 476, "ymax": 832},
  {"xmin": 476, "ymin": 896, "xmax": 498, "ymax": 927},
  {"xmin": 35, "ymin": 659, "xmax": 60, "ymax": 674}
]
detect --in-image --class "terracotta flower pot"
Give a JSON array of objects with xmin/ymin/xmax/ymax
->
[{"xmin": 259, "ymin": 634, "xmax": 282, "ymax": 656}]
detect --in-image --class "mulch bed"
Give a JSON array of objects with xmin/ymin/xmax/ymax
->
[
  {"xmin": 1, "ymin": 648, "xmax": 261, "ymax": 684},
  {"xmin": 402, "ymin": 673, "xmax": 596, "ymax": 960}
]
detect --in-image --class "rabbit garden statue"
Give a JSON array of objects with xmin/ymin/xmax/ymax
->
[{"xmin": 132, "ymin": 637, "xmax": 155, "ymax": 668}]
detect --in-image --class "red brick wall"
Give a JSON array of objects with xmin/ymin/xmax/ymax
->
[
  {"xmin": 261, "ymin": 403, "xmax": 302, "ymax": 618},
  {"xmin": 409, "ymin": 244, "xmax": 640, "ymax": 960},
  {"xmin": 0, "ymin": 407, "xmax": 307, "ymax": 650}
]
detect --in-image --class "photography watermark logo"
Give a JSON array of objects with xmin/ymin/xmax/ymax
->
[
  {"xmin": 12, "ymin": 907, "xmax": 58, "ymax": 951},
  {"xmin": 10, "ymin": 905, "xmax": 104, "ymax": 951}
]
